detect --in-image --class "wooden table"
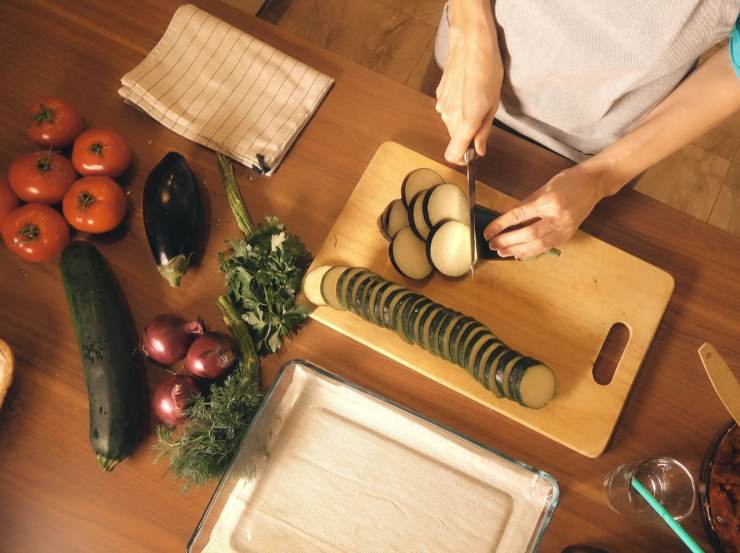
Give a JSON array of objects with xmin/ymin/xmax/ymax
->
[{"xmin": 0, "ymin": 1, "xmax": 738, "ymax": 552}]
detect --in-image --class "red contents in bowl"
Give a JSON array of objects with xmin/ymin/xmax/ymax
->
[{"xmin": 709, "ymin": 424, "xmax": 740, "ymax": 553}]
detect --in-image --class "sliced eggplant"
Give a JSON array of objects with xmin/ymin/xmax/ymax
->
[
  {"xmin": 401, "ymin": 168, "xmax": 444, "ymax": 208},
  {"xmin": 389, "ymin": 227, "xmax": 434, "ymax": 280},
  {"xmin": 378, "ymin": 199, "xmax": 410, "ymax": 241},
  {"xmin": 408, "ymin": 191, "xmax": 432, "ymax": 240},
  {"xmin": 303, "ymin": 265, "xmax": 332, "ymax": 306},
  {"xmin": 427, "ymin": 220, "xmax": 473, "ymax": 278},
  {"xmin": 320, "ymin": 266, "xmax": 350, "ymax": 310},
  {"xmin": 422, "ymin": 183, "xmax": 469, "ymax": 229}
]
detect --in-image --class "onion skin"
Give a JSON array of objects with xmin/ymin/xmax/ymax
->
[
  {"xmin": 185, "ymin": 332, "xmax": 237, "ymax": 380},
  {"xmin": 152, "ymin": 375, "xmax": 200, "ymax": 426},
  {"xmin": 142, "ymin": 314, "xmax": 204, "ymax": 366}
]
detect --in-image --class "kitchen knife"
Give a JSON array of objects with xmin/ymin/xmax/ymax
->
[
  {"xmin": 464, "ymin": 145, "xmax": 477, "ymax": 276},
  {"xmin": 698, "ymin": 342, "xmax": 740, "ymax": 425}
]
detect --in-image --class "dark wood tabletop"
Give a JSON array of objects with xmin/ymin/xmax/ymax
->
[{"xmin": 1, "ymin": 1, "xmax": 738, "ymax": 552}]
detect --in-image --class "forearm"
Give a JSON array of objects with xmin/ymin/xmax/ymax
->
[
  {"xmin": 584, "ymin": 45, "xmax": 740, "ymax": 197},
  {"xmin": 448, "ymin": 0, "xmax": 501, "ymax": 66}
]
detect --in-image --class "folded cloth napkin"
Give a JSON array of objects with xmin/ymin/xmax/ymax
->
[{"xmin": 119, "ymin": 4, "xmax": 334, "ymax": 175}]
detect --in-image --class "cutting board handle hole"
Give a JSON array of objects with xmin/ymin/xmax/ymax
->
[{"xmin": 592, "ymin": 322, "xmax": 630, "ymax": 385}]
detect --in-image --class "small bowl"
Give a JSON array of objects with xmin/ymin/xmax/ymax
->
[{"xmin": 699, "ymin": 420, "xmax": 739, "ymax": 553}]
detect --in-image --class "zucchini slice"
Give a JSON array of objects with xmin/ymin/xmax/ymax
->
[
  {"xmin": 493, "ymin": 350, "xmax": 519, "ymax": 397},
  {"xmin": 481, "ymin": 345, "xmax": 508, "ymax": 396},
  {"xmin": 456, "ymin": 323, "xmax": 488, "ymax": 368},
  {"xmin": 448, "ymin": 317, "xmax": 478, "ymax": 365},
  {"xmin": 389, "ymin": 227, "xmax": 434, "ymax": 280},
  {"xmin": 337, "ymin": 267, "xmax": 368, "ymax": 309},
  {"xmin": 349, "ymin": 273, "xmax": 381, "ymax": 318},
  {"xmin": 462, "ymin": 333, "xmax": 496, "ymax": 377},
  {"xmin": 422, "ymin": 183, "xmax": 469, "ymax": 229},
  {"xmin": 514, "ymin": 363, "xmax": 557, "ymax": 409},
  {"xmin": 320, "ymin": 266, "xmax": 350, "ymax": 310},
  {"xmin": 415, "ymin": 303, "xmax": 441, "ymax": 348},
  {"xmin": 303, "ymin": 265, "xmax": 332, "ymax": 306},
  {"xmin": 378, "ymin": 199, "xmax": 409, "ymax": 241},
  {"xmin": 393, "ymin": 293, "xmax": 423, "ymax": 338},
  {"xmin": 427, "ymin": 219, "xmax": 474, "ymax": 278},
  {"xmin": 406, "ymin": 299, "xmax": 434, "ymax": 345},
  {"xmin": 469, "ymin": 337, "xmax": 501, "ymax": 381},
  {"xmin": 398, "ymin": 296, "xmax": 428, "ymax": 343},
  {"xmin": 343, "ymin": 269, "xmax": 373, "ymax": 310},
  {"xmin": 437, "ymin": 312, "xmax": 464, "ymax": 361},
  {"xmin": 357, "ymin": 277, "xmax": 385, "ymax": 322},
  {"xmin": 401, "ymin": 168, "xmax": 444, "ymax": 208},
  {"xmin": 429, "ymin": 308, "xmax": 454, "ymax": 357},
  {"xmin": 375, "ymin": 284, "xmax": 405, "ymax": 328},
  {"xmin": 408, "ymin": 190, "xmax": 432, "ymax": 240},
  {"xmin": 367, "ymin": 281, "xmax": 393, "ymax": 325}
]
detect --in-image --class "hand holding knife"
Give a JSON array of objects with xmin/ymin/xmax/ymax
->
[{"xmin": 464, "ymin": 144, "xmax": 477, "ymax": 277}]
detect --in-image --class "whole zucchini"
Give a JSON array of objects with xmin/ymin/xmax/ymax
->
[
  {"xmin": 60, "ymin": 241, "xmax": 146, "ymax": 471},
  {"xmin": 143, "ymin": 152, "xmax": 201, "ymax": 287}
]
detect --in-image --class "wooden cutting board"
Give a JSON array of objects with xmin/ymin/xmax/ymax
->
[{"xmin": 310, "ymin": 142, "xmax": 674, "ymax": 457}]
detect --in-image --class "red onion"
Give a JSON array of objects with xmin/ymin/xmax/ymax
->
[
  {"xmin": 185, "ymin": 332, "xmax": 237, "ymax": 380},
  {"xmin": 142, "ymin": 314, "xmax": 204, "ymax": 366},
  {"xmin": 152, "ymin": 375, "xmax": 200, "ymax": 426}
]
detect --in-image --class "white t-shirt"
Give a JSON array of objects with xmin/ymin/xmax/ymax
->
[{"xmin": 435, "ymin": 1, "xmax": 739, "ymax": 161}]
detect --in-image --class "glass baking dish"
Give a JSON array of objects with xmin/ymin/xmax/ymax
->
[{"xmin": 188, "ymin": 360, "xmax": 559, "ymax": 553}]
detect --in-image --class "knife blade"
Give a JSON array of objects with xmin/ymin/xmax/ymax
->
[{"xmin": 464, "ymin": 145, "xmax": 477, "ymax": 276}]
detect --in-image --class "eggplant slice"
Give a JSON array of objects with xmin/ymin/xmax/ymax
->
[
  {"xmin": 427, "ymin": 219, "xmax": 474, "ymax": 277},
  {"xmin": 422, "ymin": 183, "xmax": 469, "ymax": 228},
  {"xmin": 389, "ymin": 227, "xmax": 433, "ymax": 280},
  {"xmin": 401, "ymin": 168, "xmax": 444, "ymax": 208},
  {"xmin": 378, "ymin": 199, "xmax": 409, "ymax": 241},
  {"xmin": 408, "ymin": 190, "xmax": 432, "ymax": 240}
]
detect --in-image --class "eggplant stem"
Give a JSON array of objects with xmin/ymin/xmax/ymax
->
[
  {"xmin": 97, "ymin": 454, "xmax": 121, "ymax": 472},
  {"xmin": 158, "ymin": 254, "xmax": 192, "ymax": 287},
  {"xmin": 217, "ymin": 295, "xmax": 259, "ymax": 383},
  {"xmin": 217, "ymin": 153, "xmax": 254, "ymax": 238}
]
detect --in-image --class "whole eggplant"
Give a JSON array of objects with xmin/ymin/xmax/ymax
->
[{"xmin": 143, "ymin": 152, "xmax": 201, "ymax": 287}]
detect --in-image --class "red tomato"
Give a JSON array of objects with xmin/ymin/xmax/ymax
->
[
  {"xmin": 63, "ymin": 177, "xmax": 127, "ymax": 233},
  {"xmin": 2, "ymin": 204, "xmax": 69, "ymax": 263},
  {"xmin": 26, "ymin": 97, "xmax": 84, "ymax": 148},
  {"xmin": 72, "ymin": 128, "xmax": 131, "ymax": 177},
  {"xmin": 0, "ymin": 179, "xmax": 19, "ymax": 226},
  {"xmin": 8, "ymin": 151, "xmax": 77, "ymax": 205}
]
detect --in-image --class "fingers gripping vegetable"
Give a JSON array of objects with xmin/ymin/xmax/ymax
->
[
  {"xmin": 27, "ymin": 97, "xmax": 84, "ymax": 148},
  {"xmin": 62, "ymin": 176, "xmax": 127, "ymax": 233},
  {"xmin": 8, "ymin": 151, "xmax": 76, "ymax": 204},
  {"xmin": 60, "ymin": 241, "xmax": 147, "ymax": 470},
  {"xmin": 143, "ymin": 153, "xmax": 202, "ymax": 287},
  {"xmin": 2, "ymin": 203, "xmax": 69, "ymax": 263},
  {"xmin": 72, "ymin": 128, "xmax": 131, "ymax": 177},
  {"xmin": 142, "ymin": 314, "xmax": 204, "ymax": 366}
]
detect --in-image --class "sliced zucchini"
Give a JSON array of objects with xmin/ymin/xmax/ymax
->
[
  {"xmin": 416, "ymin": 304, "xmax": 442, "ymax": 349},
  {"xmin": 514, "ymin": 363, "xmax": 557, "ymax": 409},
  {"xmin": 429, "ymin": 308, "xmax": 454, "ymax": 357},
  {"xmin": 422, "ymin": 183, "xmax": 469, "ymax": 229},
  {"xmin": 462, "ymin": 333, "xmax": 496, "ymax": 377},
  {"xmin": 378, "ymin": 199, "xmax": 409, "ymax": 241},
  {"xmin": 502, "ymin": 353, "xmax": 523, "ymax": 399},
  {"xmin": 447, "ymin": 317, "xmax": 478, "ymax": 365},
  {"xmin": 350, "ymin": 274, "xmax": 382, "ymax": 319},
  {"xmin": 382, "ymin": 288, "xmax": 413, "ymax": 329},
  {"xmin": 481, "ymin": 345, "xmax": 508, "ymax": 396},
  {"xmin": 389, "ymin": 227, "xmax": 434, "ymax": 280},
  {"xmin": 494, "ymin": 350, "xmax": 519, "ymax": 398},
  {"xmin": 337, "ymin": 267, "xmax": 368, "ymax": 309},
  {"xmin": 343, "ymin": 269, "xmax": 374, "ymax": 310},
  {"xmin": 427, "ymin": 219, "xmax": 474, "ymax": 278},
  {"xmin": 393, "ymin": 294, "xmax": 424, "ymax": 339},
  {"xmin": 456, "ymin": 323, "xmax": 488, "ymax": 368},
  {"xmin": 303, "ymin": 265, "xmax": 332, "ymax": 306},
  {"xmin": 367, "ymin": 281, "xmax": 393, "ymax": 325},
  {"xmin": 468, "ymin": 337, "xmax": 501, "ymax": 381},
  {"xmin": 401, "ymin": 168, "xmax": 444, "ymax": 208},
  {"xmin": 408, "ymin": 191, "xmax": 432, "ymax": 240},
  {"xmin": 359, "ymin": 277, "xmax": 385, "ymax": 322},
  {"xmin": 405, "ymin": 299, "xmax": 434, "ymax": 345},
  {"xmin": 438, "ymin": 312, "xmax": 464, "ymax": 361},
  {"xmin": 320, "ymin": 266, "xmax": 350, "ymax": 310},
  {"xmin": 375, "ymin": 284, "xmax": 405, "ymax": 328}
]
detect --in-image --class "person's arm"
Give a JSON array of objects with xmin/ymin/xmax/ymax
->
[
  {"xmin": 436, "ymin": 0, "xmax": 502, "ymax": 164},
  {"xmin": 485, "ymin": 45, "xmax": 740, "ymax": 259}
]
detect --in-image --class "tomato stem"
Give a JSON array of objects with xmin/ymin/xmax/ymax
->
[
  {"xmin": 36, "ymin": 150, "xmax": 53, "ymax": 172},
  {"xmin": 32, "ymin": 104, "xmax": 54, "ymax": 125},
  {"xmin": 15, "ymin": 223, "xmax": 40, "ymax": 244},
  {"xmin": 78, "ymin": 191, "xmax": 96, "ymax": 210},
  {"xmin": 89, "ymin": 143, "xmax": 104, "ymax": 156}
]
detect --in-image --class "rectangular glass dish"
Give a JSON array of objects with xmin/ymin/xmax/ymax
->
[{"xmin": 188, "ymin": 360, "xmax": 558, "ymax": 553}]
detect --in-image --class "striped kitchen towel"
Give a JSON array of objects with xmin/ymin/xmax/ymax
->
[{"xmin": 119, "ymin": 4, "xmax": 333, "ymax": 175}]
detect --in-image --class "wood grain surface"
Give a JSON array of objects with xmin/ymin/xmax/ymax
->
[
  {"xmin": 311, "ymin": 142, "xmax": 675, "ymax": 458},
  {"xmin": 0, "ymin": 1, "xmax": 739, "ymax": 552}
]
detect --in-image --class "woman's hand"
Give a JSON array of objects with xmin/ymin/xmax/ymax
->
[
  {"xmin": 483, "ymin": 163, "xmax": 611, "ymax": 259},
  {"xmin": 436, "ymin": 0, "xmax": 502, "ymax": 165}
]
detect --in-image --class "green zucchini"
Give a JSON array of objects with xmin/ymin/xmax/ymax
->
[
  {"xmin": 337, "ymin": 267, "xmax": 367, "ymax": 309},
  {"xmin": 494, "ymin": 350, "xmax": 519, "ymax": 397},
  {"xmin": 60, "ymin": 241, "xmax": 146, "ymax": 471}
]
